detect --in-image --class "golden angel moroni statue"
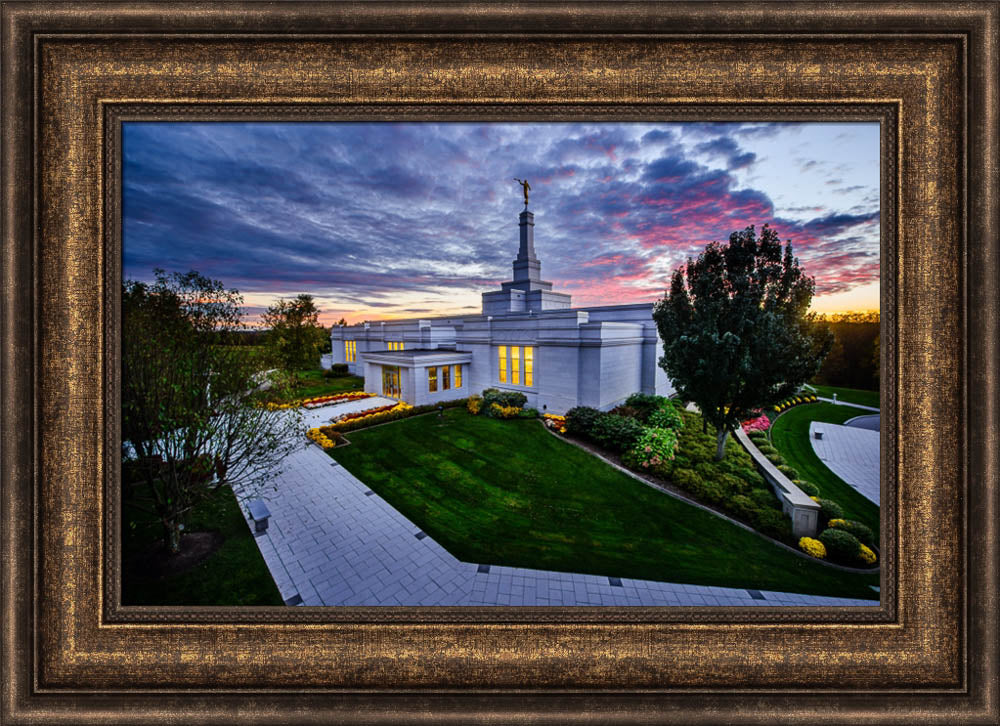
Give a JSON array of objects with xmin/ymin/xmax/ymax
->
[{"xmin": 514, "ymin": 178, "xmax": 530, "ymax": 206}]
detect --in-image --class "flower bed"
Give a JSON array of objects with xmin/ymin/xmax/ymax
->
[
  {"xmin": 330, "ymin": 402, "xmax": 407, "ymax": 426},
  {"xmin": 302, "ymin": 391, "xmax": 373, "ymax": 409},
  {"xmin": 317, "ymin": 398, "xmax": 468, "ymax": 436},
  {"xmin": 306, "ymin": 427, "xmax": 344, "ymax": 450},
  {"xmin": 771, "ymin": 393, "xmax": 818, "ymax": 415},
  {"xmin": 542, "ymin": 413, "xmax": 566, "ymax": 433},
  {"xmin": 262, "ymin": 390, "xmax": 370, "ymax": 410},
  {"xmin": 741, "ymin": 413, "xmax": 771, "ymax": 434}
]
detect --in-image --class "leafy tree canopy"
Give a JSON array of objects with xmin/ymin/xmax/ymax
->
[
  {"xmin": 123, "ymin": 269, "xmax": 302, "ymax": 553},
  {"xmin": 262, "ymin": 294, "xmax": 328, "ymax": 373},
  {"xmin": 653, "ymin": 225, "xmax": 833, "ymax": 459}
]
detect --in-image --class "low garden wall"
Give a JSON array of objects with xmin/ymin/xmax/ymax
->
[{"xmin": 734, "ymin": 428, "xmax": 820, "ymax": 538}]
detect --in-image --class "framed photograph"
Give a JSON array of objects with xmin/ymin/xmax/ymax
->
[{"xmin": 2, "ymin": 2, "xmax": 996, "ymax": 724}]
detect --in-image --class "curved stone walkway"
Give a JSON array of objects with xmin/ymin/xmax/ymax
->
[
  {"xmin": 809, "ymin": 421, "xmax": 880, "ymax": 506},
  {"xmin": 239, "ymin": 405, "xmax": 877, "ymax": 607}
]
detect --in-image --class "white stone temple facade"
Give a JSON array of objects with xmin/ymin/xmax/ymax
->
[{"xmin": 330, "ymin": 204, "xmax": 675, "ymax": 414}]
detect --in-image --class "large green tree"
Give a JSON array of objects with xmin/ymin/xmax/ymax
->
[
  {"xmin": 262, "ymin": 294, "xmax": 328, "ymax": 373},
  {"xmin": 123, "ymin": 269, "xmax": 302, "ymax": 553},
  {"xmin": 653, "ymin": 225, "xmax": 833, "ymax": 460}
]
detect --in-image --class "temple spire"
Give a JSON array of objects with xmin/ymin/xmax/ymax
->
[{"xmin": 512, "ymin": 207, "xmax": 541, "ymax": 283}]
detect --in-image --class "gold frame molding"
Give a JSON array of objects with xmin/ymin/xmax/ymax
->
[{"xmin": 2, "ymin": 2, "xmax": 997, "ymax": 724}]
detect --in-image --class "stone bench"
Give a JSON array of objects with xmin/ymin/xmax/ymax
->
[
  {"xmin": 247, "ymin": 499, "xmax": 271, "ymax": 535},
  {"xmin": 734, "ymin": 428, "xmax": 820, "ymax": 538}
]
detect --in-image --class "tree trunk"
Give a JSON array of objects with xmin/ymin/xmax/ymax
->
[
  {"xmin": 165, "ymin": 520, "xmax": 182, "ymax": 554},
  {"xmin": 715, "ymin": 428, "xmax": 729, "ymax": 461}
]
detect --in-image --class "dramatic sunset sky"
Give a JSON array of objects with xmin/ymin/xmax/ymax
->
[{"xmin": 123, "ymin": 122, "xmax": 880, "ymax": 325}]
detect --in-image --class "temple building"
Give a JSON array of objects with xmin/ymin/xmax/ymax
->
[{"xmin": 330, "ymin": 197, "xmax": 674, "ymax": 414}]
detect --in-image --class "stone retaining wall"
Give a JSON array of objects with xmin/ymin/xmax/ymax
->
[{"xmin": 734, "ymin": 428, "xmax": 820, "ymax": 538}]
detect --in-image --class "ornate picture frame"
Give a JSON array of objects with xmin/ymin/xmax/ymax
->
[{"xmin": 2, "ymin": 2, "xmax": 996, "ymax": 723}]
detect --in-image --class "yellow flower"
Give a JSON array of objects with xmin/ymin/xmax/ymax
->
[
  {"xmin": 828, "ymin": 518, "xmax": 847, "ymax": 528},
  {"xmin": 858, "ymin": 544, "xmax": 877, "ymax": 565},
  {"xmin": 799, "ymin": 537, "xmax": 826, "ymax": 559}
]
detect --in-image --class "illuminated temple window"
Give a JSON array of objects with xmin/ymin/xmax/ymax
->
[
  {"xmin": 442, "ymin": 365, "xmax": 451, "ymax": 390},
  {"xmin": 453, "ymin": 364, "xmax": 462, "ymax": 388},
  {"xmin": 498, "ymin": 346, "xmax": 507, "ymax": 383},
  {"xmin": 428, "ymin": 366, "xmax": 438, "ymax": 392},
  {"xmin": 524, "ymin": 346, "xmax": 533, "ymax": 387},
  {"xmin": 511, "ymin": 346, "xmax": 521, "ymax": 385},
  {"xmin": 345, "ymin": 340, "xmax": 356, "ymax": 362}
]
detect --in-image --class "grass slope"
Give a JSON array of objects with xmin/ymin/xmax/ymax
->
[
  {"xmin": 123, "ymin": 485, "xmax": 284, "ymax": 606},
  {"xmin": 808, "ymin": 385, "xmax": 880, "ymax": 409},
  {"xmin": 768, "ymin": 403, "xmax": 880, "ymax": 540},
  {"xmin": 330, "ymin": 408, "xmax": 878, "ymax": 599}
]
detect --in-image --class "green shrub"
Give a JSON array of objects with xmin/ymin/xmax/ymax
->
[
  {"xmin": 518, "ymin": 407, "xmax": 539, "ymax": 419},
  {"xmin": 627, "ymin": 426, "xmax": 679, "ymax": 469},
  {"xmin": 671, "ymin": 468, "xmax": 702, "ymax": 493},
  {"xmin": 765, "ymin": 453, "xmax": 786, "ymax": 466},
  {"xmin": 326, "ymin": 363, "xmax": 349, "ymax": 377},
  {"xmin": 716, "ymin": 472, "xmax": 749, "ymax": 496},
  {"xmin": 747, "ymin": 430, "xmax": 769, "ymax": 443},
  {"xmin": 623, "ymin": 393, "xmax": 670, "ymax": 422},
  {"xmin": 609, "ymin": 404, "xmax": 643, "ymax": 420},
  {"xmin": 467, "ymin": 395, "xmax": 483, "ymax": 415},
  {"xmin": 565, "ymin": 406, "xmax": 603, "ymax": 437},
  {"xmin": 751, "ymin": 507, "xmax": 793, "ymax": 541},
  {"xmin": 815, "ymin": 497, "xmax": 844, "ymax": 525},
  {"xmin": 792, "ymin": 479, "xmax": 820, "ymax": 497},
  {"xmin": 832, "ymin": 519, "xmax": 876, "ymax": 548},
  {"xmin": 728, "ymin": 494, "xmax": 758, "ymax": 521},
  {"xmin": 818, "ymin": 528, "xmax": 862, "ymax": 561},
  {"xmin": 757, "ymin": 444, "xmax": 778, "ymax": 456},
  {"xmin": 750, "ymin": 487, "xmax": 781, "ymax": 510},
  {"xmin": 689, "ymin": 477, "xmax": 726, "ymax": 505},
  {"xmin": 735, "ymin": 467, "xmax": 766, "ymax": 489},
  {"xmin": 482, "ymin": 388, "xmax": 527, "ymax": 413},
  {"xmin": 648, "ymin": 400, "xmax": 684, "ymax": 431},
  {"xmin": 777, "ymin": 465, "xmax": 800, "ymax": 480},
  {"xmin": 590, "ymin": 414, "xmax": 645, "ymax": 454}
]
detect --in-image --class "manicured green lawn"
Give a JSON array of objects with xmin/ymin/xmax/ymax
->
[
  {"xmin": 264, "ymin": 369, "xmax": 365, "ymax": 403},
  {"xmin": 122, "ymin": 484, "xmax": 284, "ymax": 606},
  {"xmin": 808, "ymin": 384, "xmax": 880, "ymax": 409},
  {"xmin": 768, "ymin": 403, "xmax": 880, "ymax": 541},
  {"xmin": 329, "ymin": 408, "xmax": 878, "ymax": 599}
]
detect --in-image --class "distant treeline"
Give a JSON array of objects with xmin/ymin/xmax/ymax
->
[
  {"xmin": 812, "ymin": 312, "xmax": 880, "ymax": 390},
  {"xmin": 210, "ymin": 327, "xmax": 334, "ymax": 353}
]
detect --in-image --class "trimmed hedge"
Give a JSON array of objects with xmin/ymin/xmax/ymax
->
[
  {"xmin": 590, "ymin": 414, "xmax": 645, "ymax": 454},
  {"xmin": 831, "ymin": 519, "xmax": 875, "ymax": 548},
  {"xmin": 750, "ymin": 488, "xmax": 781, "ymax": 510},
  {"xmin": 777, "ymin": 464, "xmax": 800, "ymax": 480},
  {"xmin": 565, "ymin": 406, "xmax": 603, "ymax": 437},
  {"xmin": 325, "ymin": 363, "xmax": 349, "ymax": 377},
  {"xmin": 814, "ymin": 497, "xmax": 845, "ymax": 526},
  {"xmin": 818, "ymin": 528, "xmax": 862, "ymax": 561},
  {"xmin": 481, "ymin": 388, "xmax": 527, "ymax": 416},
  {"xmin": 793, "ymin": 479, "xmax": 821, "ymax": 497}
]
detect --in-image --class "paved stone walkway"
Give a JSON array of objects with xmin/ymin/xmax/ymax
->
[
  {"xmin": 809, "ymin": 422, "xmax": 880, "ymax": 505},
  {"xmin": 239, "ymin": 407, "xmax": 876, "ymax": 607}
]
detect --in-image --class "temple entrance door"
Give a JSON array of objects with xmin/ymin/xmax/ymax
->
[{"xmin": 381, "ymin": 366, "xmax": 401, "ymax": 398}]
